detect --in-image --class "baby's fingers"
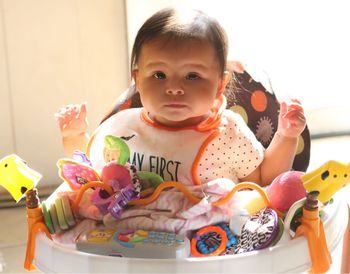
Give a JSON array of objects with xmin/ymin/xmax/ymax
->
[
  {"xmin": 288, "ymin": 103, "xmax": 303, "ymax": 113},
  {"xmin": 283, "ymin": 112, "xmax": 306, "ymax": 131},
  {"xmin": 283, "ymin": 109, "xmax": 305, "ymax": 120},
  {"xmin": 54, "ymin": 115, "xmax": 70, "ymax": 132},
  {"xmin": 286, "ymin": 99, "xmax": 304, "ymax": 115},
  {"xmin": 279, "ymin": 101, "xmax": 288, "ymax": 116},
  {"xmin": 54, "ymin": 104, "xmax": 84, "ymax": 127},
  {"xmin": 291, "ymin": 98, "xmax": 302, "ymax": 105},
  {"xmin": 54, "ymin": 112, "xmax": 64, "ymax": 122},
  {"xmin": 286, "ymin": 114, "xmax": 306, "ymax": 126},
  {"xmin": 76, "ymin": 103, "xmax": 87, "ymax": 121},
  {"xmin": 55, "ymin": 104, "xmax": 80, "ymax": 117}
]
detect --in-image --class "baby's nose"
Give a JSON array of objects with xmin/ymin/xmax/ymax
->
[{"xmin": 165, "ymin": 89, "xmax": 184, "ymax": 95}]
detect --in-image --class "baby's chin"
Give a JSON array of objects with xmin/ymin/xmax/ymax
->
[{"xmin": 154, "ymin": 115, "xmax": 208, "ymax": 128}]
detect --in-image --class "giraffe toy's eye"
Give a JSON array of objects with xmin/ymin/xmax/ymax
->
[{"xmin": 321, "ymin": 170, "xmax": 329, "ymax": 180}]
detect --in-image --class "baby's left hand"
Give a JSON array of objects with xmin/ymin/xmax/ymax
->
[{"xmin": 277, "ymin": 99, "xmax": 306, "ymax": 138}]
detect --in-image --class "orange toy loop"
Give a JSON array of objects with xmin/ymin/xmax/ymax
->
[
  {"xmin": 213, "ymin": 182, "xmax": 269, "ymax": 206},
  {"xmin": 191, "ymin": 226, "xmax": 228, "ymax": 257},
  {"xmin": 128, "ymin": 181, "xmax": 201, "ymax": 206},
  {"xmin": 129, "ymin": 181, "xmax": 278, "ymax": 215},
  {"xmin": 73, "ymin": 180, "xmax": 279, "ymax": 217},
  {"xmin": 73, "ymin": 181, "xmax": 114, "ymax": 210}
]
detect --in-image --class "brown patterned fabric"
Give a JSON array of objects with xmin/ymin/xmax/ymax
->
[{"xmin": 225, "ymin": 62, "xmax": 310, "ymax": 171}]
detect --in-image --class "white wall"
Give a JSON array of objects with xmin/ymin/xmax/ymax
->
[
  {"xmin": 0, "ymin": 2, "xmax": 14, "ymax": 157},
  {"xmin": 0, "ymin": 0, "xmax": 129, "ymax": 191}
]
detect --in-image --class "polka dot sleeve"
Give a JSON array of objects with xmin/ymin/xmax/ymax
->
[
  {"xmin": 229, "ymin": 111, "xmax": 265, "ymax": 179},
  {"xmin": 197, "ymin": 110, "xmax": 265, "ymax": 184}
]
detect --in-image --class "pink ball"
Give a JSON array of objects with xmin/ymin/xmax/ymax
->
[{"xmin": 266, "ymin": 171, "xmax": 307, "ymax": 212}]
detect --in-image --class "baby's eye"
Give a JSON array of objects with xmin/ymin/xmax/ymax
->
[
  {"xmin": 153, "ymin": 72, "xmax": 166, "ymax": 80},
  {"xmin": 186, "ymin": 73, "xmax": 200, "ymax": 80}
]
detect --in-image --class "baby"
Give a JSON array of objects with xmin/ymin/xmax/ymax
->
[{"xmin": 55, "ymin": 8, "xmax": 306, "ymax": 234}]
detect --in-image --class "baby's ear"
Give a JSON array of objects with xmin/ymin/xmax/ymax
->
[
  {"xmin": 217, "ymin": 71, "xmax": 231, "ymax": 95},
  {"xmin": 132, "ymin": 69, "xmax": 139, "ymax": 86}
]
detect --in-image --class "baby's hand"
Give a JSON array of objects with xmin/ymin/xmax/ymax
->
[
  {"xmin": 277, "ymin": 99, "xmax": 306, "ymax": 138},
  {"xmin": 55, "ymin": 103, "xmax": 88, "ymax": 138}
]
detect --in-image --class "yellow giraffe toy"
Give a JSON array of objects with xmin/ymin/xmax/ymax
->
[
  {"xmin": 0, "ymin": 154, "xmax": 51, "ymax": 270},
  {"xmin": 301, "ymin": 160, "xmax": 350, "ymax": 204}
]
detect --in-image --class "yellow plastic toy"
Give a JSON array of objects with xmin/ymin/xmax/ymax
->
[
  {"xmin": 301, "ymin": 160, "xmax": 350, "ymax": 204},
  {"xmin": 0, "ymin": 154, "xmax": 51, "ymax": 270},
  {"xmin": 0, "ymin": 154, "xmax": 42, "ymax": 202}
]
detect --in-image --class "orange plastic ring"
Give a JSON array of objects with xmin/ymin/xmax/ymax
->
[{"xmin": 190, "ymin": 226, "xmax": 228, "ymax": 257}]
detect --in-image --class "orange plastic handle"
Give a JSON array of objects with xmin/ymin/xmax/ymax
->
[
  {"xmin": 24, "ymin": 207, "xmax": 52, "ymax": 270},
  {"xmin": 73, "ymin": 180, "xmax": 279, "ymax": 216},
  {"xmin": 294, "ymin": 209, "xmax": 332, "ymax": 273},
  {"xmin": 129, "ymin": 181, "xmax": 274, "ymax": 210},
  {"xmin": 128, "ymin": 181, "xmax": 201, "ymax": 206}
]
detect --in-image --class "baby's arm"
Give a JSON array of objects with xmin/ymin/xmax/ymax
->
[
  {"xmin": 55, "ymin": 103, "xmax": 90, "ymax": 157},
  {"xmin": 259, "ymin": 99, "xmax": 306, "ymax": 186}
]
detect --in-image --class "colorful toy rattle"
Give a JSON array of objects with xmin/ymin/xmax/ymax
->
[
  {"xmin": 191, "ymin": 223, "xmax": 236, "ymax": 257},
  {"xmin": 58, "ymin": 135, "xmax": 164, "ymax": 218}
]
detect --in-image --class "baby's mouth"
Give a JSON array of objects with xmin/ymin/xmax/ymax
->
[{"xmin": 164, "ymin": 103, "xmax": 187, "ymax": 108}]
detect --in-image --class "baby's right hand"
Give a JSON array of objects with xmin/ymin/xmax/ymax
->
[{"xmin": 55, "ymin": 103, "xmax": 88, "ymax": 138}]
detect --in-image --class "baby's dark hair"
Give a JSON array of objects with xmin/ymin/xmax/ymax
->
[{"xmin": 130, "ymin": 7, "xmax": 228, "ymax": 76}]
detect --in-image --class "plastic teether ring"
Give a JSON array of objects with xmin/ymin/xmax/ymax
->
[{"xmin": 191, "ymin": 226, "xmax": 228, "ymax": 257}]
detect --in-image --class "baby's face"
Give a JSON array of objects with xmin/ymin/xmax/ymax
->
[{"xmin": 133, "ymin": 37, "xmax": 227, "ymax": 128}]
